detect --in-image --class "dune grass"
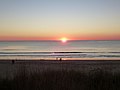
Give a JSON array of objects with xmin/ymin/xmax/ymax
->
[{"xmin": 0, "ymin": 67, "xmax": 120, "ymax": 90}]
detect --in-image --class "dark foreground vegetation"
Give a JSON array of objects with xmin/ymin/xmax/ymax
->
[{"xmin": 0, "ymin": 68, "xmax": 120, "ymax": 90}]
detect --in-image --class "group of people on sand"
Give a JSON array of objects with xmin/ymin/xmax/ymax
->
[{"xmin": 56, "ymin": 57, "xmax": 62, "ymax": 61}]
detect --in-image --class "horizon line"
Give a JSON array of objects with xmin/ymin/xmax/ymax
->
[{"xmin": 0, "ymin": 39, "xmax": 119, "ymax": 42}]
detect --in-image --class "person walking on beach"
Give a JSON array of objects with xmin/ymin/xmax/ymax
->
[
  {"xmin": 12, "ymin": 60, "xmax": 15, "ymax": 64},
  {"xmin": 59, "ymin": 58, "xmax": 62, "ymax": 61}
]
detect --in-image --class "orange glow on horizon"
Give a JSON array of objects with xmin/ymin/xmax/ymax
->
[{"xmin": 0, "ymin": 34, "xmax": 120, "ymax": 41}]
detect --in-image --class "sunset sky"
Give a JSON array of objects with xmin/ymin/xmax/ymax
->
[{"xmin": 0, "ymin": 0, "xmax": 120, "ymax": 40}]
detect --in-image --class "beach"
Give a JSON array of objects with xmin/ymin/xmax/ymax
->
[
  {"xmin": 1, "ymin": 59, "xmax": 120, "ymax": 78},
  {"xmin": 1, "ymin": 59, "xmax": 120, "ymax": 90}
]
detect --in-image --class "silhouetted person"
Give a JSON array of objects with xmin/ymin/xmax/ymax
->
[
  {"xmin": 59, "ymin": 58, "xmax": 62, "ymax": 61},
  {"xmin": 12, "ymin": 60, "xmax": 15, "ymax": 64}
]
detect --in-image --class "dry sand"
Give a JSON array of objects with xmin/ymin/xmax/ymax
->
[{"xmin": 0, "ymin": 60, "xmax": 120, "ymax": 78}]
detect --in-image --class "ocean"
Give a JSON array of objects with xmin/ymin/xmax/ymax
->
[{"xmin": 0, "ymin": 40, "xmax": 120, "ymax": 60}]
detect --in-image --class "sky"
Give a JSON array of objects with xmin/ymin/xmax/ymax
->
[{"xmin": 0, "ymin": 0, "xmax": 120, "ymax": 40}]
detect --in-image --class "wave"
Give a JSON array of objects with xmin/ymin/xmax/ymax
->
[
  {"xmin": 0, "ymin": 51, "xmax": 120, "ymax": 59},
  {"xmin": 0, "ymin": 51, "xmax": 120, "ymax": 54}
]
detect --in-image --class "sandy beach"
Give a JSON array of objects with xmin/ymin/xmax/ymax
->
[{"xmin": 0, "ymin": 59, "xmax": 120, "ymax": 78}]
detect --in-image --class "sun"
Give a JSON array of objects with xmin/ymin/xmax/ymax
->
[{"xmin": 60, "ymin": 37, "xmax": 68, "ymax": 43}]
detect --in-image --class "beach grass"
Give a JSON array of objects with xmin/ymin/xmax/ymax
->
[{"xmin": 0, "ymin": 66, "xmax": 120, "ymax": 90}]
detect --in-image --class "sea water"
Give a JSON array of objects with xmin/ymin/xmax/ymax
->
[{"xmin": 0, "ymin": 40, "xmax": 120, "ymax": 60}]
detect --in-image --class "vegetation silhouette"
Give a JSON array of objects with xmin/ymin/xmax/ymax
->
[{"xmin": 0, "ymin": 67, "xmax": 120, "ymax": 90}]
